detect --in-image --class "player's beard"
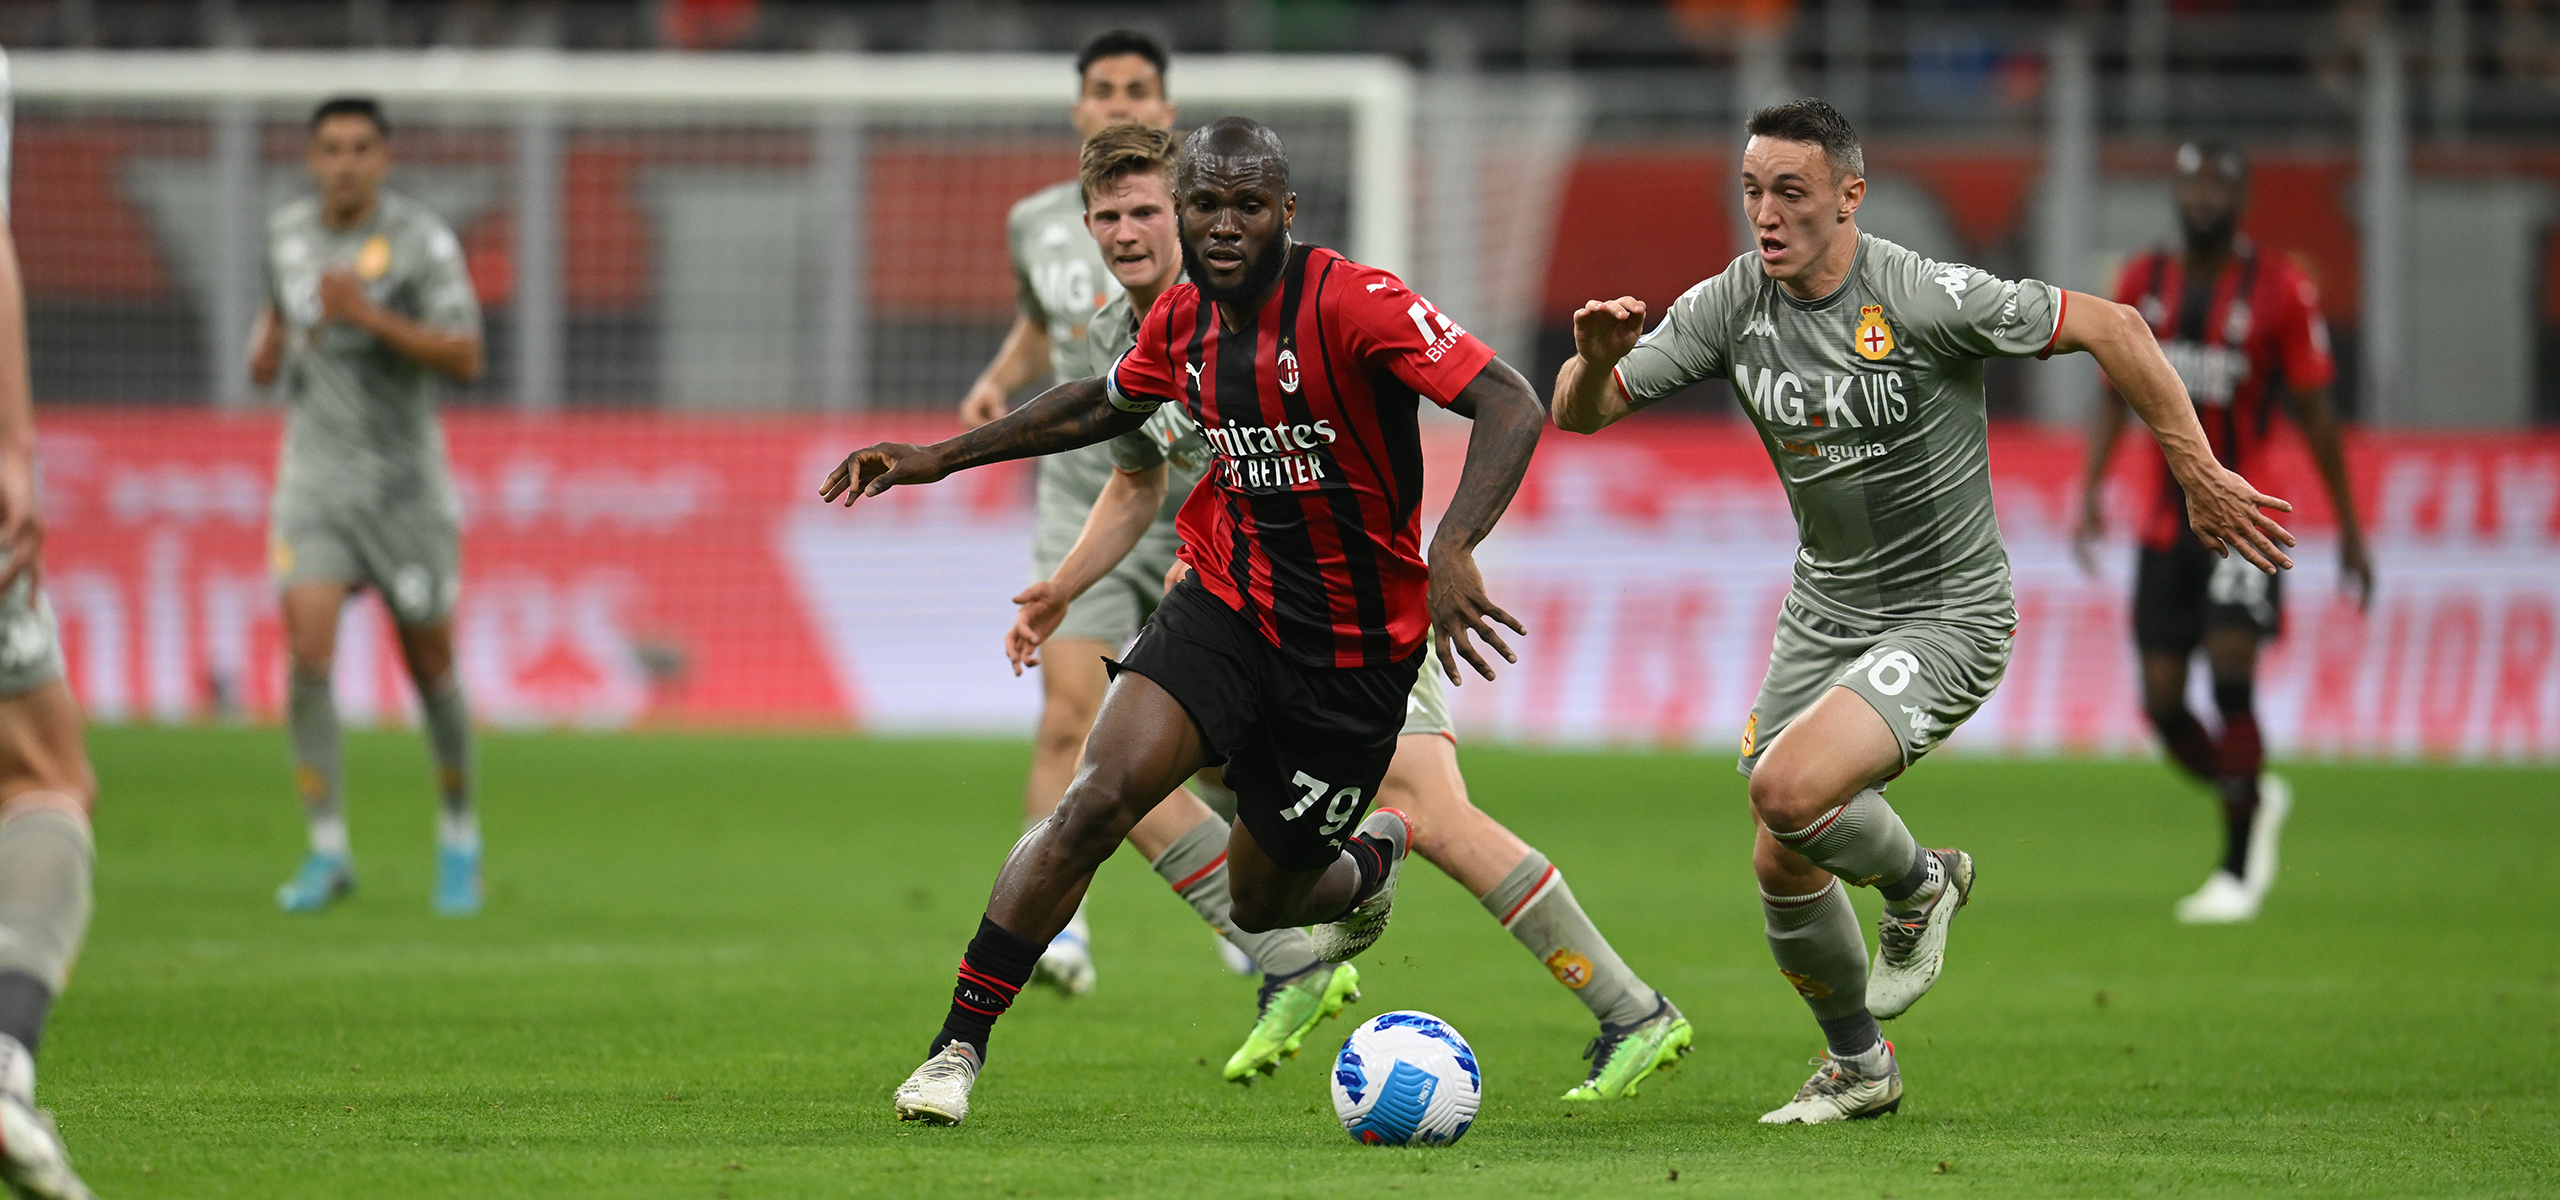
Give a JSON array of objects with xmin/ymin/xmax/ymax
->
[
  {"xmin": 1184, "ymin": 234, "xmax": 1290, "ymax": 308},
  {"xmin": 2181, "ymin": 211, "xmax": 2238, "ymax": 257}
]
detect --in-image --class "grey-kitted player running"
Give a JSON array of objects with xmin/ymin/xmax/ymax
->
[
  {"xmin": 250, "ymin": 97, "xmax": 487, "ymax": 917},
  {"xmin": 1553, "ymin": 99, "xmax": 2295, "ymax": 1124},
  {"xmin": 951, "ymin": 31, "xmax": 1180, "ymax": 994},
  {"xmin": 0, "ymin": 48, "xmax": 105, "ymax": 1200}
]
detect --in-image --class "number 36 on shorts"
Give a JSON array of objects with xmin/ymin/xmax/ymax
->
[{"xmin": 1847, "ymin": 648, "xmax": 1922, "ymax": 696}]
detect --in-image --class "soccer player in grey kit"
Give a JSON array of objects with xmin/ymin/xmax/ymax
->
[
  {"xmin": 1553, "ymin": 100, "xmax": 2298, "ymax": 1123},
  {"xmin": 251, "ymin": 97, "xmax": 486, "ymax": 917}
]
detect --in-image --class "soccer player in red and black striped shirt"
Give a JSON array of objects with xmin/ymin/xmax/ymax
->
[
  {"xmin": 2070, "ymin": 141, "xmax": 2373, "ymax": 925},
  {"xmin": 822, "ymin": 117, "xmax": 1546, "ymax": 1126}
]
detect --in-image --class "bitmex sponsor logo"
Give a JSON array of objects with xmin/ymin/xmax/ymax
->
[{"xmin": 1206, "ymin": 419, "xmax": 1340, "ymax": 489}]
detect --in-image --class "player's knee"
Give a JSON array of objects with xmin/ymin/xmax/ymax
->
[{"xmin": 1745, "ymin": 763, "xmax": 1826, "ymax": 833}]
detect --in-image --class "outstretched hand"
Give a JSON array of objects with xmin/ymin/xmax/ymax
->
[
  {"xmin": 1006, "ymin": 580, "xmax": 1070, "ymax": 675},
  {"xmin": 819, "ymin": 442, "xmax": 948, "ymax": 508},
  {"xmin": 1428, "ymin": 547, "xmax": 1523, "ymax": 685},
  {"xmin": 1571, "ymin": 296, "xmax": 1647, "ymax": 366},
  {"xmin": 2182, "ymin": 464, "xmax": 2296, "ymax": 573}
]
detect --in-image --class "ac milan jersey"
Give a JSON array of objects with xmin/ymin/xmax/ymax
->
[
  {"xmin": 2110, "ymin": 243, "xmax": 2334, "ymax": 551},
  {"xmin": 1105, "ymin": 244, "xmax": 1496, "ymax": 669}
]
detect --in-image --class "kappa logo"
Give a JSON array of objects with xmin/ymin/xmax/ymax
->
[
  {"xmin": 1742, "ymin": 313, "xmax": 1778, "ymax": 338},
  {"xmin": 1935, "ymin": 264, "xmax": 1973, "ymax": 305},
  {"xmin": 1900, "ymin": 703, "xmax": 1946, "ymax": 741},
  {"xmin": 1277, "ymin": 347, "xmax": 1301, "ymax": 393}
]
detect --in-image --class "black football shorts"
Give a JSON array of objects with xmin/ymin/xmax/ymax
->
[
  {"xmin": 1111, "ymin": 577, "xmax": 1421, "ymax": 872},
  {"xmin": 2133, "ymin": 529, "xmax": 2286, "ymax": 655}
]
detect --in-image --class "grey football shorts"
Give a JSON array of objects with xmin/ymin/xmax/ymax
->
[
  {"xmin": 271, "ymin": 497, "xmax": 462, "ymax": 626},
  {"xmin": 0, "ymin": 575, "xmax": 66, "ymax": 698},
  {"xmin": 1032, "ymin": 449, "xmax": 1180, "ymax": 648},
  {"xmin": 1737, "ymin": 594, "xmax": 2011, "ymax": 777},
  {"xmin": 1401, "ymin": 641, "xmax": 1454, "ymax": 741}
]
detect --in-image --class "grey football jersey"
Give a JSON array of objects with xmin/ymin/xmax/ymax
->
[
  {"xmin": 1010, "ymin": 180, "xmax": 1126, "ymax": 507},
  {"xmin": 1081, "ymin": 292, "xmax": 1201, "ymax": 527},
  {"xmin": 1615, "ymin": 233, "xmax": 2062, "ymax": 632},
  {"xmin": 265, "ymin": 190, "xmax": 480, "ymax": 517}
]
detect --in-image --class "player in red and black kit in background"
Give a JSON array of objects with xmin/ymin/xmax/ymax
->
[
  {"xmin": 822, "ymin": 117, "xmax": 1546, "ymax": 1125},
  {"xmin": 2073, "ymin": 140, "xmax": 2373, "ymax": 925}
]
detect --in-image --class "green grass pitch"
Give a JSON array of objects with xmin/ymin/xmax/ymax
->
[{"xmin": 49, "ymin": 727, "xmax": 2558, "ymax": 1197}]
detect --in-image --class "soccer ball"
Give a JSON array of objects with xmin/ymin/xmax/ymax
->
[{"xmin": 1330, "ymin": 1010, "xmax": 1481, "ymax": 1146}]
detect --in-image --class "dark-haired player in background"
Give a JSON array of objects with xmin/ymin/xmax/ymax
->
[
  {"xmin": 1556, "ymin": 99, "xmax": 2295, "ymax": 1123},
  {"xmin": 953, "ymin": 29, "xmax": 1180, "ymax": 996},
  {"xmin": 830, "ymin": 117, "xmax": 1546, "ymax": 1126},
  {"xmin": 2071, "ymin": 140, "xmax": 2372, "ymax": 925},
  {"xmin": 252, "ymin": 97, "xmax": 486, "ymax": 917}
]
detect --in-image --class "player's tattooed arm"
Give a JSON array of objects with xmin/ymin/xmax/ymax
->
[
  {"xmin": 1551, "ymin": 297, "xmax": 1648, "ymax": 434},
  {"xmin": 819, "ymin": 375, "xmax": 1145, "ymax": 507},
  {"xmin": 1431, "ymin": 357, "xmax": 1544, "ymax": 684},
  {"xmin": 2054, "ymin": 291, "xmax": 2297, "ymax": 573}
]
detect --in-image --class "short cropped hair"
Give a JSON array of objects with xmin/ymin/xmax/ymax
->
[
  {"xmin": 310, "ymin": 95, "xmax": 389, "ymax": 136},
  {"xmin": 1076, "ymin": 29, "xmax": 1169, "ymax": 86},
  {"xmin": 2177, "ymin": 139, "xmax": 2248, "ymax": 183},
  {"xmin": 1746, "ymin": 98, "xmax": 1863, "ymax": 184},
  {"xmin": 1080, "ymin": 123, "xmax": 1180, "ymax": 208}
]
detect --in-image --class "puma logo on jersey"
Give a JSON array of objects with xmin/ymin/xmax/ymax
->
[
  {"xmin": 1742, "ymin": 314, "xmax": 1778, "ymax": 338},
  {"xmin": 1184, "ymin": 362, "xmax": 1203, "ymax": 388},
  {"xmin": 1367, "ymin": 283, "xmax": 1392, "ymax": 292},
  {"xmin": 1935, "ymin": 264, "xmax": 1973, "ymax": 305}
]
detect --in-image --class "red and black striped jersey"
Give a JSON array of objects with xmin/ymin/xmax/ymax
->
[
  {"xmin": 2108, "ymin": 242, "xmax": 2335, "ymax": 551},
  {"xmin": 1106, "ymin": 244, "xmax": 1496, "ymax": 669}
]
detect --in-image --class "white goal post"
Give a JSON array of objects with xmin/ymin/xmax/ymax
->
[{"xmin": 7, "ymin": 50, "xmax": 1414, "ymax": 411}]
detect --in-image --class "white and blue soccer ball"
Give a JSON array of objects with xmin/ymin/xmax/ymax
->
[{"xmin": 1330, "ymin": 1010, "xmax": 1481, "ymax": 1146}]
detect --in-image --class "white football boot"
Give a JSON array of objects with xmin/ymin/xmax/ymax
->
[
  {"xmin": 1029, "ymin": 911, "xmax": 1095, "ymax": 996},
  {"xmin": 1867, "ymin": 848, "xmax": 1974, "ymax": 1019},
  {"xmin": 1759, "ymin": 1041, "xmax": 1902, "ymax": 1124},
  {"xmin": 2175, "ymin": 870, "xmax": 2259, "ymax": 924},
  {"xmin": 1309, "ymin": 808, "xmax": 1410, "ymax": 963},
  {"xmin": 0, "ymin": 1039, "xmax": 92, "ymax": 1200},
  {"xmin": 2243, "ymin": 772, "xmax": 2293, "ymax": 900},
  {"xmin": 892, "ymin": 1042, "xmax": 982, "ymax": 1126}
]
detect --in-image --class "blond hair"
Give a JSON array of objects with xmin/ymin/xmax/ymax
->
[{"xmin": 1079, "ymin": 122, "xmax": 1179, "ymax": 209}]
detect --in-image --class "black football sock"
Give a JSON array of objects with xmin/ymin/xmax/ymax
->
[
  {"xmin": 0, "ymin": 972, "xmax": 49, "ymax": 1058},
  {"xmin": 2146, "ymin": 703, "xmax": 2218, "ymax": 783},
  {"xmin": 929, "ymin": 915, "xmax": 1046, "ymax": 1060},
  {"xmin": 1325, "ymin": 834, "xmax": 1393, "ymax": 923},
  {"xmin": 2212, "ymin": 679, "xmax": 2264, "ymax": 878}
]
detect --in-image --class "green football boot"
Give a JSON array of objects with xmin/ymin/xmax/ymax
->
[
  {"xmin": 1221, "ymin": 963, "xmax": 1360, "ymax": 1083},
  {"xmin": 1560, "ymin": 997, "xmax": 1693, "ymax": 1101}
]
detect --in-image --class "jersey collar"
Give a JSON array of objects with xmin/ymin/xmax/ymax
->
[{"xmin": 1773, "ymin": 232, "xmax": 1869, "ymax": 314}]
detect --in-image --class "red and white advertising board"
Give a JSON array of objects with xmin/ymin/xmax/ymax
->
[{"xmin": 33, "ymin": 411, "xmax": 2560, "ymax": 761}]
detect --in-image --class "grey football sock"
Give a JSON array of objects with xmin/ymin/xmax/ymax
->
[
  {"xmin": 1764, "ymin": 879, "xmax": 1880, "ymax": 1058},
  {"xmin": 287, "ymin": 665, "xmax": 346, "ymax": 853},
  {"xmin": 1772, "ymin": 788, "xmax": 1920, "ymax": 893},
  {"xmin": 1479, "ymin": 851, "xmax": 1659, "ymax": 1028},
  {"xmin": 1149, "ymin": 815, "xmax": 1321, "ymax": 980},
  {"xmin": 0, "ymin": 809, "xmax": 93, "ymax": 1011},
  {"xmin": 1184, "ymin": 772, "xmax": 1239, "ymax": 823},
  {"xmin": 419, "ymin": 675, "xmax": 475, "ymax": 822}
]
